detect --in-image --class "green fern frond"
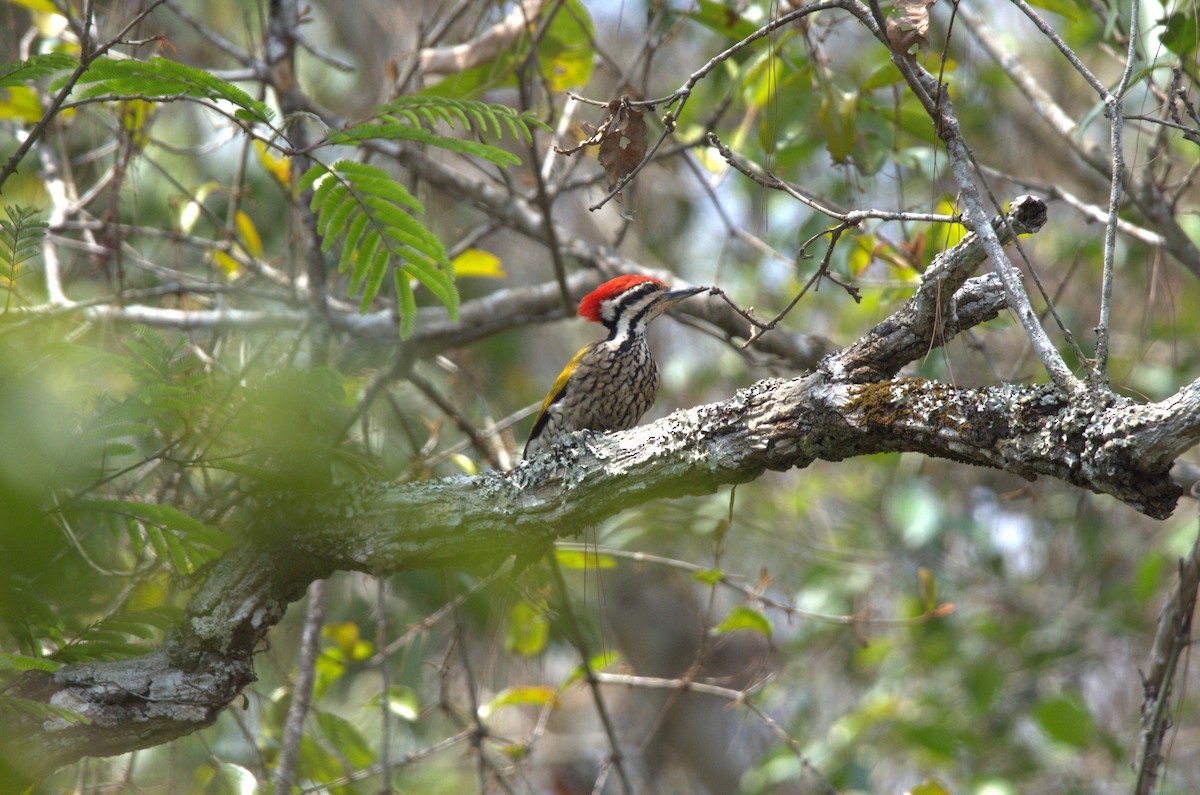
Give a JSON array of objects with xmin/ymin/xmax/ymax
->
[
  {"xmin": 0, "ymin": 52, "xmax": 77, "ymax": 88},
  {"xmin": 53, "ymin": 606, "xmax": 181, "ymax": 664},
  {"xmin": 72, "ymin": 499, "xmax": 229, "ymax": 575},
  {"xmin": 0, "ymin": 696, "xmax": 88, "ymax": 727},
  {"xmin": 0, "ymin": 653, "xmax": 61, "ymax": 673},
  {"xmin": 325, "ymin": 96, "xmax": 549, "ymax": 167},
  {"xmin": 1, "ymin": 205, "xmax": 47, "ymax": 310},
  {"xmin": 301, "ymin": 160, "xmax": 458, "ymax": 338},
  {"xmin": 0, "ymin": 205, "xmax": 47, "ymax": 270},
  {"xmin": 59, "ymin": 57, "xmax": 274, "ymax": 124}
]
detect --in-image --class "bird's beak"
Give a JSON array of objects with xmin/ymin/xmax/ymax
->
[{"xmin": 660, "ymin": 285, "xmax": 706, "ymax": 305}]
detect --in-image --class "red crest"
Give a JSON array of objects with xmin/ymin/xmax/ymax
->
[{"xmin": 577, "ymin": 275, "xmax": 665, "ymax": 322}]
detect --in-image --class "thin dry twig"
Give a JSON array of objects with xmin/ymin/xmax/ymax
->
[
  {"xmin": 547, "ymin": 555, "xmax": 635, "ymax": 795},
  {"xmin": 273, "ymin": 579, "xmax": 328, "ymax": 794},
  {"xmin": 1134, "ymin": 486, "xmax": 1200, "ymax": 794},
  {"xmin": 567, "ymin": 0, "xmax": 843, "ymax": 211}
]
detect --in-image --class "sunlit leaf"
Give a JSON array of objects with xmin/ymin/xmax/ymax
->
[
  {"xmin": 505, "ymin": 600, "xmax": 550, "ymax": 657},
  {"xmin": 554, "ymin": 548, "xmax": 617, "ymax": 569},
  {"xmin": 254, "ymin": 140, "xmax": 291, "ymax": 189},
  {"xmin": 366, "ymin": 685, "xmax": 420, "ymax": 721},
  {"xmin": 7, "ymin": 0, "xmax": 59, "ymax": 11},
  {"xmin": 212, "ymin": 250, "xmax": 241, "ymax": 278},
  {"xmin": 480, "ymin": 685, "xmax": 558, "ymax": 718},
  {"xmin": 448, "ymin": 453, "xmax": 478, "ymax": 475},
  {"xmin": 234, "ymin": 210, "xmax": 263, "ymax": 258},
  {"xmin": 0, "ymin": 86, "xmax": 44, "ymax": 122},
  {"xmin": 120, "ymin": 99, "xmax": 154, "ymax": 149},
  {"xmin": 451, "ymin": 247, "xmax": 506, "ymax": 279},
  {"xmin": 561, "ymin": 651, "xmax": 620, "ymax": 689},
  {"xmin": 713, "ymin": 606, "xmax": 772, "ymax": 638},
  {"xmin": 906, "ymin": 776, "xmax": 952, "ymax": 795}
]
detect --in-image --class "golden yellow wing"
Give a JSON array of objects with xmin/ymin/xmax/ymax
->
[{"xmin": 526, "ymin": 343, "xmax": 592, "ymax": 450}]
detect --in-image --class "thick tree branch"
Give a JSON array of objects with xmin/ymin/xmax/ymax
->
[{"xmin": 6, "ymin": 190, "xmax": 1199, "ymax": 781}]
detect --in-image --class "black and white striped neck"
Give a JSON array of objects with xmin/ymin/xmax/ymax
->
[{"xmin": 600, "ymin": 280, "xmax": 666, "ymax": 341}]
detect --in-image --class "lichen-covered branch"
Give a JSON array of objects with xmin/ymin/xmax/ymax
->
[{"xmin": 5, "ymin": 191, "xmax": 1199, "ymax": 782}]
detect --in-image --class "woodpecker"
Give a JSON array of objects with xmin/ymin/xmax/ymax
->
[{"xmin": 523, "ymin": 275, "xmax": 705, "ymax": 459}]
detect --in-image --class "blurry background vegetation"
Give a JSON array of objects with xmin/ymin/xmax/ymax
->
[{"xmin": 2, "ymin": 0, "xmax": 1200, "ymax": 793}]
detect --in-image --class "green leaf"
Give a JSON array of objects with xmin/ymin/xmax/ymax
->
[
  {"xmin": 885, "ymin": 479, "xmax": 943, "ymax": 548},
  {"xmin": 679, "ymin": 0, "xmax": 762, "ymax": 43},
  {"xmin": 538, "ymin": 0, "xmax": 595, "ymax": 92},
  {"xmin": 303, "ymin": 160, "xmax": 458, "ymax": 337},
  {"xmin": 61, "ymin": 56, "xmax": 274, "ymax": 124},
  {"xmin": 692, "ymin": 568, "xmax": 723, "ymax": 585},
  {"xmin": 505, "ymin": 600, "xmax": 550, "ymax": 657},
  {"xmin": 0, "ymin": 52, "xmax": 77, "ymax": 89},
  {"xmin": 421, "ymin": 1, "xmax": 594, "ymax": 98},
  {"xmin": 73, "ymin": 499, "xmax": 229, "ymax": 555},
  {"xmin": 1161, "ymin": 10, "xmax": 1200, "ymax": 57},
  {"xmin": 713, "ymin": 606, "xmax": 772, "ymax": 638},
  {"xmin": 818, "ymin": 82, "xmax": 858, "ymax": 164},
  {"xmin": 324, "ymin": 96, "xmax": 549, "ymax": 168},
  {"xmin": 0, "ymin": 695, "xmax": 89, "ymax": 727},
  {"xmin": 55, "ymin": 606, "xmax": 180, "ymax": 663},
  {"xmin": 1034, "ymin": 693, "xmax": 1096, "ymax": 748},
  {"xmin": 0, "ymin": 652, "xmax": 61, "ymax": 672},
  {"xmin": 315, "ymin": 709, "xmax": 374, "ymax": 769},
  {"xmin": 560, "ymin": 651, "xmax": 620, "ymax": 689},
  {"xmin": 1025, "ymin": 0, "xmax": 1082, "ymax": 18}
]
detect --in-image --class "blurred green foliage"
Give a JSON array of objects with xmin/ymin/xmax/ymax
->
[{"xmin": 2, "ymin": 0, "xmax": 1200, "ymax": 792}]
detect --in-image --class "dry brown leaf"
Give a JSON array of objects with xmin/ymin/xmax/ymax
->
[
  {"xmin": 598, "ymin": 104, "xmax": 646, "ymax": 191},
  {"xmin": 554, "ymin": 97, "xmax": 648, "ymax": 194},
  {"xmin": 886, "ymin": 0, "xmax": 938, "ymax": 55}
]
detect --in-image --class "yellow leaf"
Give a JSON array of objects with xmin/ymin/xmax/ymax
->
[
  {"xmin": 554, "ymin": 548, "xmax": 616, "ymax": 569},
  {"xmin": 933, "ymin": 198, "xmax": 966, "ymax": 248},
  {"xmin": 848, "ymin": 233, "xmax": 876, "ymax": 278},
  {"xmin": 126, "ymin": 576, "xmax": 170, "ymax": 611},
  {"xmin": 480, "ymin": 686, "xmax": 558, "ymax": 718},
  {"xmin": 212, "ymin": 250, "xmax": 241, "ymax": 278},
  {"xmin": 323, "ymin": 622, "xmax": 361, "ymax": 657},
  {"xmin": 448, "ymin": 453, "xmax": 478, "ymax": 475},
  {"xmin": 505, "ymin": 600, "xmax": 549, "ymax": 657},
  {"xmin": 0, "ymin": 87, "xmax": 44, "ymax": 123},
  {"xmin": 234, "ymin": 210, "xmax": 263, "ymax": 258},
  {"xmin": 450, "ymin": 248, "xmax": 506, "ymax": 279},
  {"xmin": 254, "ymin": 140, "xmax": 291, "ymax": 189},
  {"xmin": 10, "ymin": 0, "xmax": 57, "ymax": 12},
  {"xmin": 179, "ymin": 182, "xmax": 218, "ymax": 234},
  {"xmin": 26, "ymin": 12, "xmax": 71, "ymax": 40},
  {"xmin": 121, "ymin": 99, "xmax": 154, "ymax": 149}
]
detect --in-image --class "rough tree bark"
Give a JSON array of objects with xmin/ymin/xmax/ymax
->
[{"xmin": 4, "ymin": 195, "xmax": 1200, "ymax": 785}]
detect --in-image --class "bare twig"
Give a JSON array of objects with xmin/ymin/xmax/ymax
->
[
  {"xmin": 708, "ymin": 132, "xmax": 960, "ymax": 226},
  {"xmin": 957, "ymin": 1, "xmax": 1200, "ymax": 279},
  {"xmin": 575, "ymin": 0, "xmax": 843, "ymax": 211},
  {"xmin": 1094, "ymin": 0, "xmax": 1140, "ymax": 381},
  {"xmin": 1134, "ymin": 489, "xmax": 1200, "ymax": 794},
  {"xmin": 547, "ymin": 556, "xmax": 635, "ymax": 795},
  {"xmin": 273, "ymin": 579, "xmax": 328, "ymax": 794},
  {"xmin": 555, "ymin": 543, "xmax": 954, "ymax": 627}
]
